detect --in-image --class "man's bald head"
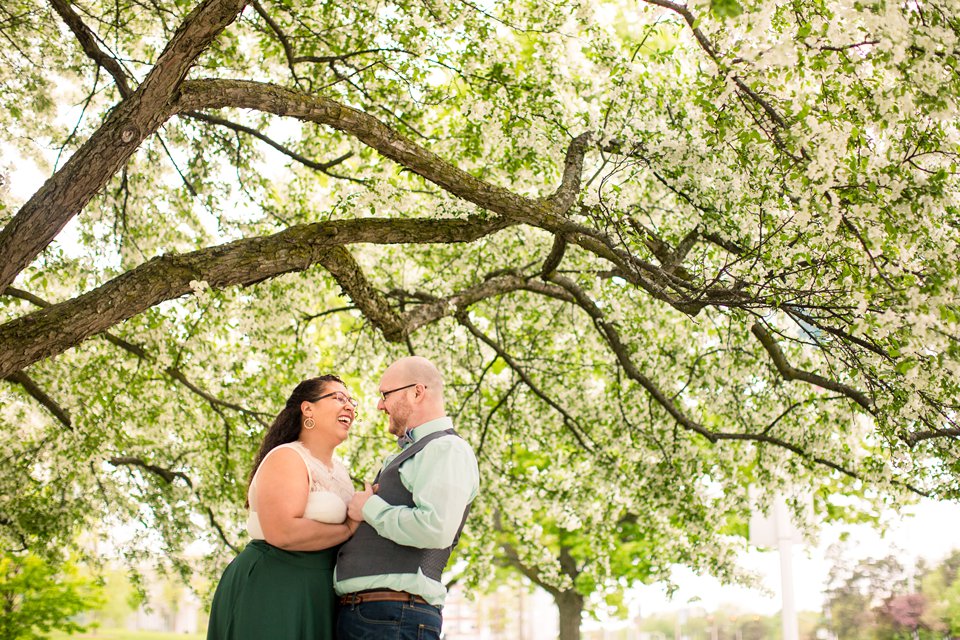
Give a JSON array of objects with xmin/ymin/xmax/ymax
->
[{"xmin": 384, "ymin": 356, "xmax": 445, "ymax": 401}]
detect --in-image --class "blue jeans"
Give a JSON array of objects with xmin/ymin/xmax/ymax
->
[{"xmin": 337, "ymin": 599, "xmax": 442, "ymax": 640}]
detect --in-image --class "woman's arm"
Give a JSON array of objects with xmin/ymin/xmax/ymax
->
[{"xmin": 256, "ymin": 448, "xmax": 358, "ymax": 551}]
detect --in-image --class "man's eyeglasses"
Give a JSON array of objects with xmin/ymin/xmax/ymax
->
[
  {"xmin": 317, "ymin": 391, "xmax": 359, "ymax": 409},
  {"xmin": 380, "ymin": 383, "xmax": 425, "ymax": 400}
]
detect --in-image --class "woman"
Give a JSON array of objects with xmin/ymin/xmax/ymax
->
[{"xmin": 207, "ymin": 375, "xmax": 360, "ymax": 640}]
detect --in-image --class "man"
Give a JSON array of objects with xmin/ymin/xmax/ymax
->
[{"xmin": 335, "ymin": 356, "xmax": 480, "ymax": 640}]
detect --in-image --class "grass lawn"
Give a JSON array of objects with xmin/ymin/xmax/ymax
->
[{"xmin": 48, "ymin": 629, "xmax": 205, "ymax": 639}]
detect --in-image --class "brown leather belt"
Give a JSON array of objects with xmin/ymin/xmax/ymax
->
[{"xmin": 339, "ymin": 590, "xmax": 431, "ymax": 606}]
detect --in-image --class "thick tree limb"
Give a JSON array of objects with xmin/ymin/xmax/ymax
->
[
  {"xmin": 0, "ymin": 216, "xmax": 511, "ymax": 377},
  {"xmin": 0, "ymin": 0, "xmax": 249, "ymax": 292},
  {"xmin": 317, "ymin": 246, "xmax": 407, "ymax": 341},
  {"xmin": 540, "ymin": 235, "xmax": 567, "ymax": 278},
  {"xmin": 546, "ymin": 132, "xmax": 592, "ymax": 210},
  {"xmin": 905, "ymin": 428, "xmax": 960, "ymax": 445},
  {"xmin": 175, "ymin": 79, "xmax": 584, "ymax": 227},
  {"xmin": 7, "ymin": 73, "xmax": 732, "ymax": 348}
]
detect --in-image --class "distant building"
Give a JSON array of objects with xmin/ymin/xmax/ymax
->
[{"xmin": 444, "ymin": 580, "xmax": 559, "ymax": 639}]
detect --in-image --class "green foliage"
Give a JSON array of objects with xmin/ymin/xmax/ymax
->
[
  {"xmin": 1, "ymin": 3, "xmax": 959, "ymax": 638},
  {"xmin": 919, "ymin": 549, "xmax": 960, "ymax": 636},
  {"xmin": 92, "ymin": 568, "xmax": 146, "ymax": 629},
  {"xmin": 0, "ymin": 552, "xmax": 103, "ymax": 640}
]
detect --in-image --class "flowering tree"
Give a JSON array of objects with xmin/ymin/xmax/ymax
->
[{"xmin": 1, "ymin": 0, "xmax": 958, "ymax": 635}]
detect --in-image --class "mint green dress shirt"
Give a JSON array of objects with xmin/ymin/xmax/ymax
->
[{"xmin": 334, "ymin": 417, "xmax": 479, "ymax": 606}]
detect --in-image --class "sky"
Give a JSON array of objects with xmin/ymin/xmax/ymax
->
[{"xmin": 629, "ymin": 497, "xmax": 960, "ymax": 617}]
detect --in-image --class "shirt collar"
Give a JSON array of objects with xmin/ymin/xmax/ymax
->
[{"xmin": 397, "ymin": 416, "xmax": 453, "ymax": 448}]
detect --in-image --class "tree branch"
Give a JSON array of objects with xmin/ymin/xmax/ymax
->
[
  {"xmin": 903, "ymin": 428, "xmax": 960, "ymax": 446},
  {"xmin": 492, "ymin": 510, "xmax": 561, "ymax": 598},
  {"xmin": 48, "ymin": 0, "xmax": 133, "ymax": 97},
  {"xmin": 546, "ymin": 132, "xmax": 592, "ymax": 211},
  {"xmin": 3, "ymin": 371, "xmax": 72, "ymax": 429},
  {"xmin": 457, "ymin": 313, "xmax": 594, "ymax": 451},
  {"xmin": 642, "ymin": 0, "xmax": 789, "ymax": 131},
  {"xmin": 3, "ymin": 287, "xmax": 268, "ymax": 423},
  {"xmin": 0, "ymin": 216, "xmax": 512, "ymax": 377},
  {"xmin": 317, "ymin": 246, "xmax": 406, "ymax": 341},
  {"xmin": 751, "ymin": 322, "xmax": 874, "ymax": 411},
  {"xmin": 0, "ymin": 0, "xmax": 249, "ymax": 292},
  {"xmin": 401, "ymin": 274, "xmax": 574, "ymax": 335},
  {"xmin": 107, "ymin": 457, "xmax": 240, "ymax": 552},
  {"xmin": 109, "ymin": 456, "xmax": 193, "ymax": 487},
  {"xmin": 175, "ymin": 79, "xmax": 583, "ymax": 226},
  {"xmin": 540, "ymin": 275, "xmax": 926, "ymax": 491},
  {"xmin": 293, "ymin": 48, "xmax": 416, "ymax": 64},
  {"xmin": 546, "ymin": 273, "xmax": 715, "ymax": 440},
  {"xmin": 185, "ymin": 111, "xmax": 354, "ymax": 175},
  {"xmin": 250, "ymin": 0, "xmax": 298, "ymax": 78}
]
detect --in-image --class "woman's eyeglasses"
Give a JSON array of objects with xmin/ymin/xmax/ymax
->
[{"xmin": 317, "ymin": 391, "xmax": 359, "ymax": 409}]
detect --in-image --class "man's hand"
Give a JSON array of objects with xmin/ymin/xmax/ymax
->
[{"xmin": 347, "ymin": 482, "xmax": 375, "ymax": 522}]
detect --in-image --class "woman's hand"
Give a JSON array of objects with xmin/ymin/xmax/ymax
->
[
  {"xmin": 347, "ymin": 483, "xmax": 375, "ymax": 521},
  {"xmin": 345, "ymin": 516, "xmax": 361, "ymax": 535}
]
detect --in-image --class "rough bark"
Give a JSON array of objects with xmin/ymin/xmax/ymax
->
[
  {"xmin": 0, "ymin": 216, "xmax": 511, "ymax": 378},
  {"xmin": 500, "ymin": 533, "xmax": 585, "ymax": 640},
  {"xmin": 0, "ymin": 0, "xmax": 249, "ymax": 292},
  {"xmin": 174, "ymin": 79, "xmax": 588, "ymax": 227},
  {"xmin": 555, "ymin": 589, "xmax": 585, "ymax": 640}
]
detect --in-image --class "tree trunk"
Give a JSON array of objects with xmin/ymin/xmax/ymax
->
[{"xmin": 555, "ymin": 589, "xmax": 584, "ymax": 640}]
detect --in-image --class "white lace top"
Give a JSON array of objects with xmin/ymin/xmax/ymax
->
[{"xmin": 247, "ymin": 441, "xmax": 355, "ymax": 540}]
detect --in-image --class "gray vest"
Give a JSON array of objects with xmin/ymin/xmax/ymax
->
[{"xmin": 336, "ymin": 429, "xmax": 472, "ymax": 582}]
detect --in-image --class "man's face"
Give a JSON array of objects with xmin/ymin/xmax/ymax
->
[{"xmin": 378, "ymin": 372, "xmax": 414, "ymax": 437}]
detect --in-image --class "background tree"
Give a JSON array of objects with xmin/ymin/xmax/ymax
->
[
  {"xmin": 876, "ymin": 593, "xmax": 925, "ymax": 640},
  {"xmin": 821, "ymin": 548, "xmax": 908, "ymax": 640},
  {"xmin": 820, "ymin": 547, "xmax": 960, "ymax": 640},
  {"xmin": 0, "ymin": 551, "xmax": 103, "ymax": 640},
  {"xmin": 919, "ymin": 550, "xmax": 960, "ymax": 638},
  {"xmin": 1, "ymin": 1, "xmax": 959, "ymax": 635}
]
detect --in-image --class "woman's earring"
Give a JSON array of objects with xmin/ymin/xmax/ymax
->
[{"xmin": 304, "ymin": 417, "xmax": 316, "ymax": 430}]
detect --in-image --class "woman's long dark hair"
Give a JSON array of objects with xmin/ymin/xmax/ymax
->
[{"xmin": 247, "ymin": 375, "xmax": 344, "ymax": 494}]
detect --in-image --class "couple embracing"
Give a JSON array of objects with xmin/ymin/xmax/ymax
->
[{"xmin": 207, "ymin": 356, "xmax": 480, "ymax": 640}]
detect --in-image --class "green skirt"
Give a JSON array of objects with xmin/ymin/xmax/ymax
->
[{"xmin": 207, "ymin": 540, "xmax": 338, "ymax": 640}]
